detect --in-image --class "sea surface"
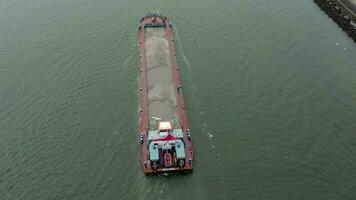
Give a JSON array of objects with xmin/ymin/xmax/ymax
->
[{"xmin": 1, "ymin": 0, "xmax": 356, "ymax": 199}]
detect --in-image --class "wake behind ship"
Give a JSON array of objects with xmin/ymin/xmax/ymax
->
[{"xmin": 137, "ymin": 12, "xmax": 193, "ymax": 175}]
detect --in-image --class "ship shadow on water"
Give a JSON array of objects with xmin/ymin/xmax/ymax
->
[{"xmin": 146, "ymin": 171, "xmax": 193, "ymax": 178}]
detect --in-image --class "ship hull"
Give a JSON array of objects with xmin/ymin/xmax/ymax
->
[{"xmin": 138, "ymin": 13, "xmax": 193, "ymax": 175}]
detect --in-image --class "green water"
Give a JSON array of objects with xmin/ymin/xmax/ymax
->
[{"xmin": 1, "ymin": 0, "xmax": 356, "ymax": 199}]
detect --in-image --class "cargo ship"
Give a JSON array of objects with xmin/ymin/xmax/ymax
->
[{"xmin": 137, "ymin": 12, "xmax": 193, "ymax": 175}]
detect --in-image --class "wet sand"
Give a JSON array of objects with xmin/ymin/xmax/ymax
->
[{"xmin": 145, "ymin": 28, "xmax": 181, "ymax": 129}]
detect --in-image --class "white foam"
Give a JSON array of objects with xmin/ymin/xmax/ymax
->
[{"xmin": 208, "ymin": 132, "xmax": 214, "ymax": 140}]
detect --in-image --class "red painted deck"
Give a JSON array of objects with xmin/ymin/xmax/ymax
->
[{"xmin": 138, "ymin": 14, "xmax": 193, "ymax": 175}]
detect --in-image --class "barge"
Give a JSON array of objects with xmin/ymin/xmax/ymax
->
[{"xmin": 138, "ymin": 12, "xmax": 193, "ymax": 175}]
